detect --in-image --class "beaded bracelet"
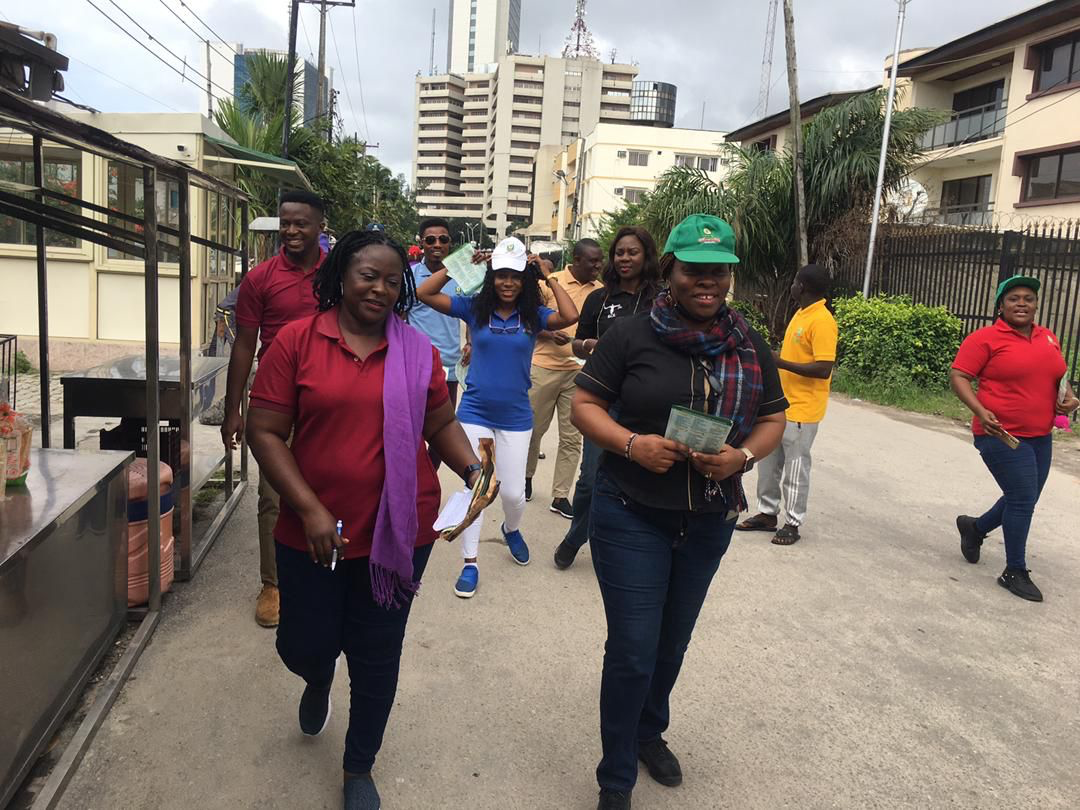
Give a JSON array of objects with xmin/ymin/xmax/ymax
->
[{"xmin": 624, "ymin": 433, "xmax": 639, "ymax": 461}]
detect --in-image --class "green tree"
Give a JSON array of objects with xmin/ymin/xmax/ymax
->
[{"xmin": 614, "ymin": 89, "xmax": 945, "ymax": 335}]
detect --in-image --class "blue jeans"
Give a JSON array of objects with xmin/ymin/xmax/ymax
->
[
  {"xmin": 973, "ymin": 433, "xmax": 1053, "ymax": 570},
  {"xmin": 589, "ymin": 469, "xmax": 735, "ymax": 793},
  {"xmin": 562, "ymin": 436, "xmax": 602, "ymax": 551},
  {"xmin": 276, "ymin": 542, "xmax": 433, "ymax": 774}
]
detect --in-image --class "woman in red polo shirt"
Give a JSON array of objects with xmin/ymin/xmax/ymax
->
[
  {"xmin": 247, "ymin": 230, "xmax": 482, "ymax": 809},
  {"xmin": 951, "ymin": 275, "xmax": 1078, "ymax": 603}
]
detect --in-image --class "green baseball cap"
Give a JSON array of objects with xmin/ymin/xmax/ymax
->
[
  {"xmin": 995, "ymin": 275, "xmax": 1040, "ymax": 305},
  {"xmin": 663, "ymin": 214, "xmax": 739, "ymax": 264}
]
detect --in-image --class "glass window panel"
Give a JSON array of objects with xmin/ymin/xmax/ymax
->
[
  {"xmin": 1073, "ymin": 40, "xmax": 1080, "ymax": 82},
  {"xmin": 1025, "ymin": 154, "xmax": 1060, "ymax": 200},
  {"xmin": 1058, "ymin": 151, "xmax": 1080, "ymax": 197},
  {"xmin": 1037, "ymin": 40, "xmax": 1072, "ymax": 92}
]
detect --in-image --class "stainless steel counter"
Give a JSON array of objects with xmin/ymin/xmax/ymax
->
[{"xmin": 0, "ymin": 448, "xmax": 132, "ymax": 808}]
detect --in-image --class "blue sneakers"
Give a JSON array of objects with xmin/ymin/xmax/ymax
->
[
  {"xmin": 502, "ymin": 523, "xmax": 530, "ymax": 565},
  {"xmin": 454, "ymin": 564, "xmax": 478, "ymax": 598}
]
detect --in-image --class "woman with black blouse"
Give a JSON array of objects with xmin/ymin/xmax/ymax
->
[
  {"xmin": 572, "ymin": 215, "xmax": 787, "ymax": 810},
  {"xmin": 555, "ymin": 226, "xmax": 662, "ymax": 569}
]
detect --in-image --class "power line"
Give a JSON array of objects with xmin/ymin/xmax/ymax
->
[
  {"xmin": 299, "ymin": 9, "xmax": 316, "ymax": 62},
  {"xmin": 156, "ymin": 0, "xmax": 235, "ymax": 66},
  {"xmin": 350, "ymin": 3, "xmax": 370, "ymax": 142},
  {"xmin": 176, "ymin": 0, "xmax": 235, "ymax": 54},
  {"xmin": 90, "ymin": 0, "xmax": 233, "ymax": 97},
  {"xmin": 327, "ymin": 14, "xmax": 356, "ymax": 133},
  {"xmin": 69, "ymin": 55, "xmax": 182, "ymax": 112}
]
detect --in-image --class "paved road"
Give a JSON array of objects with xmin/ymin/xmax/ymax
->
[{"xmin": 59, "ymin": 399, "xmax": 1080, "ymax": 809}]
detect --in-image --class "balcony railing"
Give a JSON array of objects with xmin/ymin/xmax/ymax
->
[{"xmin": 920, "ymin": 102, "xmax": 1006, "ymax": 151}]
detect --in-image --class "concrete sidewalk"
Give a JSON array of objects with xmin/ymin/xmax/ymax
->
[{"xmin": 59, "ymin": 399, "xmax": 1080, "ymax": 809}]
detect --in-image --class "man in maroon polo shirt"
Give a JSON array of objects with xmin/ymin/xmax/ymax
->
[{"xmin": 222, "ymin": 190, "xmax": 327, "ymax": 628}]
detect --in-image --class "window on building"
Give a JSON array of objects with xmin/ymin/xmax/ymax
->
[
  {"xmin": 674, "ymin": 154, "xmax": 695, "ymax": 168},
  {"xmin": 1021, "ymin": 147, "xmax": 1080, "ymax": 202},
  {"xmin": 628, "ymin": 150, "xmax": 649, "ymax": 167},
  {"xmin": 952, "ymin": 80, "xmax": 1005, "ymax": 112},
  {"xmin": 751, "ymin": 136, "xmax": 776, "ymax": 152},
  {"xmin": 107, "ymin": 161, "xmax": 180, "ymax": 262},
  {"xmin": 941, "ymin": 174, "xmax": 992, "ymax": 212},
  {"xmin": 624, "ymin": 187, "xmax": 647, "ymax": 204},
  {"xmin": 1031, "ymin": 31, "xmax": 1080, "ymax": 93},
  {"xmin": 614, "ymin": 187, "xmax": 624, "ymax": 196},
  {"xmin": 698, "ymin": 156, "xmax": 719, "ymax": 172},
  {"xmin": 0, "ymin": 150, "xmax": 81, "ymax": 248}
]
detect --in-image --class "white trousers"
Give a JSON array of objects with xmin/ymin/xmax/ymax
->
[{"xmin": 460, "ymin": 422, "xmax": 532, "ymax": 560}]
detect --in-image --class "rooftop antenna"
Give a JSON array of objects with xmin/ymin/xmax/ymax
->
[
  {"xmin": 562, "ymin": 0, "xmax": 599, "ymax": 60},
  {"xmin": 756, "ymin": 0, "xmax": 780, "ymax": 117},
  {"xmin": 429, "ymin": 7, "xmax": 436, "ymax": 75},
  {"xmin": 609, "ymin": 48, "xmax": 617, "ymax": 64}
]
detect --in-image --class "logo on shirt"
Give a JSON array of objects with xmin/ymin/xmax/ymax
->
[{"xmin": 603, "ymin": 302, "xmax": 623, "ymax": 319}]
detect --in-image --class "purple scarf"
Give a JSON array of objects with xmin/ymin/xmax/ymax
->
[{"xmin": 371, "ymin": 313, "xmax": 433, "ymax": 608}]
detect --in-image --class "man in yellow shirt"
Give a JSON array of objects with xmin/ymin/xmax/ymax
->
[
  {"xmin": 525, "ymin": 240, "xmax": 604, "ymax": 518},
  {"xmin": 737, "ymin": 264, "xmax": 838, "ymax": 545}
]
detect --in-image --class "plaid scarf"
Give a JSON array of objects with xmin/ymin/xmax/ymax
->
[{"xmin": 650, "ymin": 292, "xmax": 763, "ymax": 509}]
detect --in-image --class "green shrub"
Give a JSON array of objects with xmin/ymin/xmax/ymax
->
[
  {"xmin": 730, "ymin": 298, "xmax": 769, "ymax": 338},
  {"xmin": 15, "ymin": 350, "xmax": 32, "ymax": 375},
  {"xmin": 833, "ymin": 294, "xmax": 963, "ymax": 389}
]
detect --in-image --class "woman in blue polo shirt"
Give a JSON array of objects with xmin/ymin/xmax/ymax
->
[{"xmin": 417, "ymin": 236, "xmax": 579, "ymax": 597}]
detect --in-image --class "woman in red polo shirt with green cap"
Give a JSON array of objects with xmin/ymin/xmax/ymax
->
[
  {"xmin": 951, "ymin": 275, "xmax": 1078, "ymax": 603},
  {"xmin": 247, "ymin": 230, "xmax": 482, "ymax": 809}
]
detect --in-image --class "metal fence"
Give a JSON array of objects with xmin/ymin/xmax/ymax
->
[{"xmin": 835, "ymin": 220, "xmax": 1080, "ymax": 384}]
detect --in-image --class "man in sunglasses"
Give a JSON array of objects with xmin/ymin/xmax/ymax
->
[{"xmin": 409, "ymin": 218, "xmax": 464, "ymax": 468}]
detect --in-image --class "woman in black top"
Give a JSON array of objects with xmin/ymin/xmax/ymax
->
[
  {"xmin": 572, "ymin": 215, "xmax": 787, "ymax": 810},
  {"xmin": 554, "ymin": 226, "xmax": 662, "ymax": 569}
]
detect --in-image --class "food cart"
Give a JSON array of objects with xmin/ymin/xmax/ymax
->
[{"xmin": 0, "ymin": 87, "xmax": 251, "ymax": 807}]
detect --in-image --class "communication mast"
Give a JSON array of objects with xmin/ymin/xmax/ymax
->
[
  {"xmin": 756, "ymin": 0, "xmax": 780, "ymax": 117},
  {"xmin": 562, "ymin": 0, "xmax": 599, "ymax": 60}
]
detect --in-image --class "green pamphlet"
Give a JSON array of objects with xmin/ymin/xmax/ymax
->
[
  {"xmin": 664, "ymin": 406, "xmax": 733, "ymax": 454},
  {"xmin": 443, "ymin": 244, "xmax": 483, "ymax": 295}
]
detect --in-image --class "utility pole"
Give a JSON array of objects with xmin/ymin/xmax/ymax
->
[
  {"xmin": 863, "ymin": 0, "xmax": 911, "ymax": 297},
  {"xmin": 782, "ymin": 0, "xmax": 808, "ymax": 268},
  {"xmin": 315, "ymin": 1, "xmax": 328, "ymax": 124},
  {"xmin": 205, "ymin": 40, "xmax": 213, "ymax": 117},
  {"xmin": 327, "ymin": 88, "xmax": 336, "ymax": 142},
  {"xmin": 282, "ymin": 0, "xmax": 300, "ymax": 158}
]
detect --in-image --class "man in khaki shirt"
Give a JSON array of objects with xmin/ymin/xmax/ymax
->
[{"xmin": 525, "ymin": 239, "xmax": 604, "ymax": 518}]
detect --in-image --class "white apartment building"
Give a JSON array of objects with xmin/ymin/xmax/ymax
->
[
  {"xmin": 537, "ymin": 123, "xmax": 731, "ymax": 242},
  {"xmin": 446, "ymin": 0, "xmax": 522, "ymax": 74},
  {"xmin": 412, "ymin": 55, "xmax": 638, "ymax": 239}
]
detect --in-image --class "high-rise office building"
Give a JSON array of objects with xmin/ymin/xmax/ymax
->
[
  {"xmin": 446, "ymin": 0, "xmax": 522, "ymax": 74},
  {"xmin": 412, "ymin": 54, "xmax": 637, "ymax": 239}
]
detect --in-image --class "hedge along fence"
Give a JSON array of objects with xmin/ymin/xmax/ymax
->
[{"xmin": 833, "ymin": 295, "xmax": 964, "ymax": 390}]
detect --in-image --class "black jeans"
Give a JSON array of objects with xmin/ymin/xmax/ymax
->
[
  {"xmin": 589, "ymin": 469, "xmax": 735, "ymax": 792},
  {"xmin": 275, "ymin": 541, "xmax": 433, "ymax": 774}
]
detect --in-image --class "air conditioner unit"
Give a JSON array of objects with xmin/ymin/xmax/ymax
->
[
  {"xmin": 616, "ymin": 150, "xmax": 627, "ymax": 158},
  {"xmin": 614, "ymin": 187, "xmax": 624, "ymax": 196}
]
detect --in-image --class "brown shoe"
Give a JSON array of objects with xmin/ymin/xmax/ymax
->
[{"xmin": 255, "ymin": 584, "xmax": 280, "ymax": 627}]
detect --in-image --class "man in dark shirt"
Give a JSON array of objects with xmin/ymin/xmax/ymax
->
[{"xmin": 222, "ymin": 190, "xmax": 326, "ymax": 628}]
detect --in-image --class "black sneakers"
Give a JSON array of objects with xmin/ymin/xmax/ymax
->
[
  {"xmin": 343, "ymin": 774, "xmax": 381, "ymax": 810},
  {"xmin": 550, "ymin": 498, "xmax": 574, "ymax": 519},
  {"xmin": 525, "ymin": 477, "xmax": 533, "ymax": 502},
  {"xmin": 998, "ymin": 567, "xmax": 1043, "ymax": 602},
  {"xmin": 298, "ymin": 682, "xmax": 332, "ymax": 736},
  {"xmin": 956, "ymin": 515, "xmax": 985, "ymax": 564},
  {"xmin": 553, "ymin": 540, "xmax": 578, "ymax": 570},
  {"xmin": 597, "ymin": 789, "xmax": 631, "ymax": 810},
  {"xmin": 638, "ymin": 737, "xmax": 682, "ymax": 787}
]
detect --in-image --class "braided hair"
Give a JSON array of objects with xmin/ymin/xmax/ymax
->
[{"xmin": 312, "ymin": 229, "xmax": 417, "ymax": 315}]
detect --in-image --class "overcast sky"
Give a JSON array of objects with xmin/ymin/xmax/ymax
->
[{"xmin": 4, "ymin": 0, "xmax": 1026, "ymax": 179}]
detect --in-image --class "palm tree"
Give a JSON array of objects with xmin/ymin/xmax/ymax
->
[
  {"xmin": 636, "ymin": 88, "xmax": 946, "ymax": 334},
  {"xmin": 213, "ymin": 52, "xmax": 313, "ymax": 216}
]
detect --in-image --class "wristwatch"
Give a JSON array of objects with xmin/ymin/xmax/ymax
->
[
  {"xmin": 739, "ymin": 447, "xmax": 756, "ymax": 472},
  {"xmin": 461, "ymin": 463, "xmax": 483, "ymax": 488}
]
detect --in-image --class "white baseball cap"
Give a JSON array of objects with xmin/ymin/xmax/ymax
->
[{"xmin": 491, "ymin": 236, "xmax": 528, "ymax": 272}]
